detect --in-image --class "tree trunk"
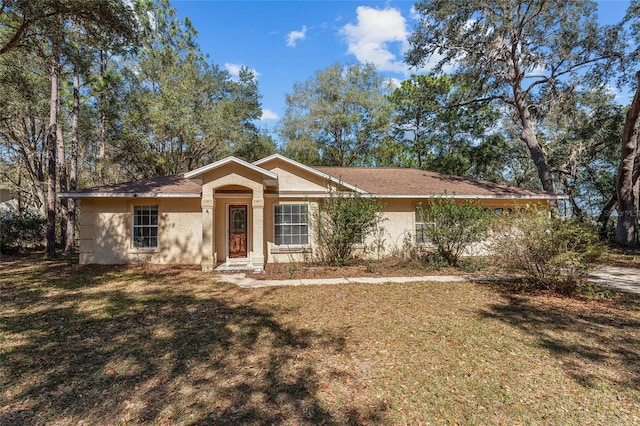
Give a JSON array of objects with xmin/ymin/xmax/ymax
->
[
  {"xmin": 57, "ymin": 113, "xmax": 68, "ymax": 249},
  {"xmin": 597, "ymin": 194, "xmax": 617, "ymax": 240},
  {"xmin": 615, "ymin": 72, "xmax": 640, "ymax": 248},
  {"xmin": 98, "ymin": 50, "xmax": 107, "ymax": 185},
  {"xmin": 45, "ymin": 55, "xmax": 59, "ymax": 258},
  {"xmin": 515, "ymin": 97, "xmax": 556, "ymax": 194},
  {"xmin": 65, "ymin": 68, "xmax": 79, "ymax": 255}
]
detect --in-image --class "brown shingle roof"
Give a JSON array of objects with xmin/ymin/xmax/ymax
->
[
  {"xmin": 69, "ymin": 174, "xmax": 201, "ymax": 196},
  {"xmin": 61, "ymin": 161, "xmax": 561, "ymax": 199},
  {"xmin": 315, "ymin": 167, "xmax": 557, "ymax": 198}
]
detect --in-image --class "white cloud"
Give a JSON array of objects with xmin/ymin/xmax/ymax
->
[
  {"xmin": 225, "ymin": 63, "xmax": 261, "ymax": 79},
  {"xmin": 287, "ymin": 25, "xmax": 307, "ymax": 47},
  {"xmin": 260, "ymin": 109, "xmax": 279, "ymax": 121},
  {"xmin": 409, "ymin": 6, "xmax": 421, "ymax": 21},
  {"xmin": 340, "ymin": 6, "xmax": 409, "ymax": 73},
  {"xmin": 385, "ymin": 77, "xmax": 402, "ymax": 90}
]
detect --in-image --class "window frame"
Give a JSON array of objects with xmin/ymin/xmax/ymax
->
[
  {"xmin": 273, "ymin": 203, "xmax": 309, "ymax": 247},
  {"xmin": 415, "ymin": 209, "xmax": 436, "ymax": 245},
  {"xmin": 132, "ymin": 204, "xmax": 159, "ymax": 250}
]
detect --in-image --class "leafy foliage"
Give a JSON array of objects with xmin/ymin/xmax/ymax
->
[
  {"xmin": 417, "ymin": 198, "xmax": 493, "ymax": 266},
  {"xmin": 492, "ymin": 212, "xmax": 603, "ymax": 294},
  {"xmin": 280, "ymin": 63, "xmax": 391, "ymax": 166},
  {"xmin": 387, "ymin": 73, "xmax": 506, "ymax": 180},
  {"xmin": 114, "ymin": 1, "xmax": 262, "ymax": 178},
  {"xmin": 0, "ymin": 212, "xmax": 45, "ymax": 252},
  {"xmin": 312, "ymin": 188, "xmax": 385, "ymax": 266},
  {"xmin": 407, "ymin": 0, "xmax": 623, "ymax": 193}
]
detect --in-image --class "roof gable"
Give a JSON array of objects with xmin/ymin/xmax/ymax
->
[
  {"xmin": 254, "ymin": 154, "xmax": 365, "ymax": 193},
  {"xmin": 184, "ymin": 156, "xmax": 277, "ymax": 181}
]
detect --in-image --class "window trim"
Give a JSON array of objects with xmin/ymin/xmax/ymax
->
[
  {"xmin": 273, "ymin": 203, "xmax": 310, "ymax": 247},
  {"xmin": 415, "ymin": 209, "xmax": 436, "ymax": 245},
  {"xmin": 131, "ymin": 204, "xmax": 159, "ymax": 251}
]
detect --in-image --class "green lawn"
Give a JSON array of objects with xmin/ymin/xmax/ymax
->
[{"xmin": 1, "ymin": 258, "xmax": 639, "ymax": 425}]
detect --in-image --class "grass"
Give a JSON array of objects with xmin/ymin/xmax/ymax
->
[
  {"xmin": 599, "ymin": 247, "xmax": 640, "ymax": 269},
  {"xmin": 1, "ymin": 257, "xmax": 639, "ymax": 425}
]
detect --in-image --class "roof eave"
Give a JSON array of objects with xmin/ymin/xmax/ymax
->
[
  {"xmin": 268, "ymin": 192, "xmax": 567, "ymax": 200},
  {"xmin": 366, "ymin": 193, "xmax": 568, "ymax": 199},
  {"xmin": 57, "ymin": 192, "xmax": 201, "ymax": 199}
]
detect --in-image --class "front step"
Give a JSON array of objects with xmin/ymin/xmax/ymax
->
[{"xmin": 215, "ymin": 261, "xmax": 263, "ymax": 272}]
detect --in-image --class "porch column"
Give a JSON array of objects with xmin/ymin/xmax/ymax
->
[
  {"xmin": 252, "ymin": 197, "xmax": 265, "ymax": 268},
  {"xmin": 201, "ymin": 196, "xmax": 215, "ymax": 272}
]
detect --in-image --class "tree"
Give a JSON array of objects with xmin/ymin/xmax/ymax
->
[
  {"xmin": 387, "ymin": 73, "xmax": 451, "ymax": 169},
  {"xmin": 0, "ymin": 0, "xmax": 137, "ymax": 56},
  {"xmin": 406, "ymin": 0, "xmax": 622, "ymax": 194},
  {"xmin": 387, "ymin": 73, "xmax": 507, "ymax": 179},
  {"xmin": 280, "ymin": 63, "xmax": 391, "ymax": 166},
  {"xmin": 113, "ymin": 2, "xmax": 262, "ymax": 178},
  {"xmin": 612, "ymin": 1, "xmax": 640, "ymax": 247},
  {"xmin": 232, "ymin": 130, "xmax": 276, "ymax": 163},
  {"xmin": 1, "ymin": 0, "xmax": 139, "ymax": 256},
  {"xmin": 614, "ymin": 73, "xmax": 640, "ymax": 247},
  {"xmin": 538, "ymin": 88, "xmax": 623, "ymax": 220},
  {"xmin": 0, "ymin": 49, "xmax": 49, "ymax": 215}
]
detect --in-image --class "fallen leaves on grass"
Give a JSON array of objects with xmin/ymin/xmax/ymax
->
[{"xmin": 1, "ymin": 258, "xmax": 639, "ymax": 425}]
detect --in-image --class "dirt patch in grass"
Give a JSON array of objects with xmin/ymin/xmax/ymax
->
[
  {"xmin": 1, "ymin": 257, "xmax": 639, "ymax": 424},
  {"xmin": 250, "ymin": 256, "xmax": 499, "ymax": 280}
]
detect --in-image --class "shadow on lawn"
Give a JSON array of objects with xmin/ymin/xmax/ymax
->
[
  {"xmin": 0, "ymin": 259, "xmax": 383, "ymax": 425},
  {"xmin": 479, "ymin": 283, "xmax": 640, "ymax": 392}
]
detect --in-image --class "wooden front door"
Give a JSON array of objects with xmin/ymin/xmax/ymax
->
[{"xmin": 228, "ymin": 205, "xmax": 248, "ymax": 258}]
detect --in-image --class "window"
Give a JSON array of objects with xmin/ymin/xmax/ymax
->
[
  {"xmin": 274, "ymin": 204, "xmax": 309, "ymax": 245},
  {"xmin": 415, "ymin": 210, "xmax": 435, "ymax": 244},
  {"xmin": 133, "ymin": 205, "xmax": 158, "ymax": 249}
]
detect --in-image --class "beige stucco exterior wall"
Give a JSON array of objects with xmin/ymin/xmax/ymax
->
[
  {"xmin": 267, "ymin": 167, "xmax": 328, "ymax": 192},
  {"xmin": 265, "ymin": 196, "xmax": 552, "ymax": 263},
  {"xmin": 258, "ymin": 157, "xmax": 332, "ymax": 192},
  {"xmin": 78, "ymin": 197, "xmax": 202, "ymax": 265}
]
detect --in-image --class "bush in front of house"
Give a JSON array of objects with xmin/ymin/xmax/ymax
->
[
  {"xmin": 417, "ymin": 198, "xmax": 493, "ymax": 267},
  {"xmin": 492, "ymin": 212, "xmax": 603, "ymax": 295},
  {"xmin": 0, "ymin": 212, "xmax": 46, "ymax": 253},
  {"xmin": 312, "ymin": 189, "xmax": 385, "ymax": 266}
]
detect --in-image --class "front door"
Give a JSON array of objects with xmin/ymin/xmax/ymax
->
[{"xmin": 228, "ymin": 205, "xmax": 248, "ymax": 258}]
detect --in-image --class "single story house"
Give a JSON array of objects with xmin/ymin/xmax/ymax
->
[{"xmin": 59, "ymin": 154, "xmax": 565, "ymax": 271}]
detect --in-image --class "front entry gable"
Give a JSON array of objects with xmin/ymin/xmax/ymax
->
[{"xmin": 185, "ymin": 156, "xmax": 277, "ymax": 189}]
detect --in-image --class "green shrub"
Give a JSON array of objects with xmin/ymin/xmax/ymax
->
[
  {"xmin": 492, "ymin": 212, "xmax": 603, "ymax": 295},
  {"xmin": 458, "ymin": 257, "xmax": 490, "ymax": 272},
  {"xmin": 312, "ymin": 189, "xmax": 385, "ymax": 266},
  {"xmin": 417, "ymin": 198, "xmax": 493, "ymax": 266},
  {"xmin": 0, "ymin": 212, "xmax": 46, "ymax": 253}
]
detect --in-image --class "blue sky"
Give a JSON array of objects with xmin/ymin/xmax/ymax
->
[{"xmin": 171, "ymin": 0, "xmax": 631, "ymax": 133}]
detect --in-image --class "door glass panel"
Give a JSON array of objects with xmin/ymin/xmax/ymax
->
[{"xmin": 231, "ymin": 208, "xmax": 246, "ymax": 233}]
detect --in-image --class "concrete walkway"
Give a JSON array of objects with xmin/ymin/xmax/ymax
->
[
  {"xmin": 218, "ymin": 267, "xmax": 640, "ymax": 296},
  {"xmin": 587, "ymin": 266, "xmax": 640, "ymax": 296},
  {"xmin": 218, "ymin": 273, "xmax": 509, "ymax": 289}
]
